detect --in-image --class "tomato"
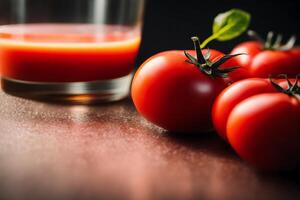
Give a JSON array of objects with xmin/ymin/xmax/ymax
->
[
  {"xmin": 250, "ymin": 49, "xmax": 300, "ymax": 77},
  {"xmin": 212, "ymin": 78, "xmax": 276, "ymax": 141},
  {"xmin": 231, "ymin": 41, "xmax": 262, "ymax": 71},
  {"xmin": 213, "ymin": 78, "xmax": 300, "ymax": 170},
  {"xmin": 231, "ymin": 37, "xmax": 300, "ymax": 78},
  {"xmin": 223, "ymin": 56, "xmax": 249, "ymax": 81},
  {"xmin": 131, "ymin": 47, "xmax": 240, "ymax": 132}
]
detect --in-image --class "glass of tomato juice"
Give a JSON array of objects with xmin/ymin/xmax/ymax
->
[{"xmin": 0, "ymin": 0, "xmax": 144, "ymax": 103}]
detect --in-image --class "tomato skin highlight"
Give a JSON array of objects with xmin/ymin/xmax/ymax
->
[
  {"xmin": 227, "ymin": 94, "xmax": 300, "ymax": 171},
  {"xmin": 212, "ymin": 78, "xmax": 276, "ymax": 141},
  {"xmin": 132, "ymin": 50, "xmax": 232, "ymax": 132}
]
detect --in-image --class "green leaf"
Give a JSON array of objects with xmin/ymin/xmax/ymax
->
[
  {"xmin": 211, "ymin": 53, "xmax": 245, "ymax": 68},
  {"xmin": 270, "ymin": 80, "xmax": 287, "ymax": 94},
  {"xmin": 219, "ymin": 66, "xmax": 240, "ymax": 73},
  {"xmin": 279, "ymin": 35, "xmax": 297, "ymax": 51},
  {"xmin": 212, "ymin": 9, "xmax": 251, "ymax": 41},
  {"xmin": 204, "ymin": 49, "xmax": 211, "ymax": 60},
  {"xmin": 184, "ymin": 51, "xmax": 197, "ymax": 64}
]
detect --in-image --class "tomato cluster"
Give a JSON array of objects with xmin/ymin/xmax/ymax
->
[
  {"xmin": 131, "ymin": 33, "xmax": 300, "ymax": 171},
  {"xmin": 213, "ymin": 78, "xmax": 300, "ymax": 170}
]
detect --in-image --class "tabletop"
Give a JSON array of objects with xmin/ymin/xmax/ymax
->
[{"xmin": 0, "ymin": 89, "xmax": 300, "ymax": 200}]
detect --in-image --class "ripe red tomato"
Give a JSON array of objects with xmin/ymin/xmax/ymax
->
[
  {"xmin": 231, "ymin": 37, "xmax": 300, "ymax": 78},
  {"xmin": 223, "ymin": 56, "xmax": 249, "ymax": 81},
  {"xmin": 231, "ymin": 41, "xmax": 262, "ymax": 70},
  {"xmin": 250, "ymin": 49, "xmax": 300, "ymax": 77},
  {"xmin": 132, "ymin": 49, "xmax": 239, "ymax": 132},
  {"xmin": 212, "ymin": 78, "xmax": 276, "ymax": 141},
  {"xmin": 213, "ymin": 78, "xmax": 300, "ymax": 170}
]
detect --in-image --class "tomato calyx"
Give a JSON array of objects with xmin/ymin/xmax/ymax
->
[
  {"xmin": 270, "ymin": 74, "xmax": 300, "ymax": 100},
  {"xmin": 184, "ymin": 37, "xmax": 243, "ymax": 78},
  {"xmin": 248, "ymin": 30, "xmax": 297, "ymax": 51}
]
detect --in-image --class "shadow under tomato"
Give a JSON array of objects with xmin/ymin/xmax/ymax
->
[
  {"xmin": 163, "ymin": 129, "xmax": 236, "ymax": 158},
  {"xmin": 255, "ymin": 167, "xmax": 300, "ymax": 181}
]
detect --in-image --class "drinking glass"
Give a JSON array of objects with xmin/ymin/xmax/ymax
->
[{"xmin": 0, "ymin": 0, "xmax": 144, "ymax": 103}]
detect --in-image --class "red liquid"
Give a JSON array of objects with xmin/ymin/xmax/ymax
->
[{"xmin": 0, "ymin": 24, "xmax": 141, "ymax": 82}]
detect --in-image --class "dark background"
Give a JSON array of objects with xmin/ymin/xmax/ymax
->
[
  {"xmin": 1, "ymin": 0, "xmax": 299, "ymax": 66},
  {"xmin": 137, "ymin": 0, "xmax": 300, "ymax": 64}
]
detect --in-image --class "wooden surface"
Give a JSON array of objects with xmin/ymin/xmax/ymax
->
[{"xmin": 0, "ymin": 90, "xmax": 300, "ymax": 200}]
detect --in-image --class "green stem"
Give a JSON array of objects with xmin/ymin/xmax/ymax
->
[
  {"xmin": 270, "ymin": 75, "xmax": 300, "ymax": 101},
  {"xmin": 200, "ymin": 23, "xmax": 235, "ymax": 48},
  {"xmin": 200, "ymin": 34, "xmax": 218, "ymax": 49},
  {"xmin": 265, "ymin": 31, "xmax": 274, "ymax": 49},
  {"xmin": 191, "ymin": 37, "xmax": 206, "ymax": 64}
]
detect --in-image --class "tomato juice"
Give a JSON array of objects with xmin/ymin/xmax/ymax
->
[{"xmin": 0, "ymin": 24, "xmax": 141, "ymax": 82}]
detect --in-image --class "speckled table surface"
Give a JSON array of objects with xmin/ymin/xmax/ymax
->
[{"xmin": 0, "ymin": 90, "xmax": 300, "ymax": 200}]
